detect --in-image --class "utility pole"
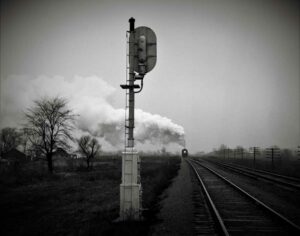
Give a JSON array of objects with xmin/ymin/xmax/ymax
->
[
  {"xmin": 226, "ymin": 148, "xmax": 230, "ymax": 160},
  {"xmin": 271, "ymin": 148, "xmax": 274, "ymax": 168},
  {"xmin": 251, "ymin": 147, "xmax": 259, "ymax": 167},
  {"xmin": 266, "ymin": 147, "xmax": 280, "ymax": 169},
  {"xmin": 119, "ymin": 18, "xmax": 157, "ymax": 220},
  {"xmin": 239, "ymin": 148, "xmax": 244, "ymax": 160}
]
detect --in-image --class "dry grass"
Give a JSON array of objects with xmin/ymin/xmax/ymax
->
[{"xmin": 0, "ymin": 155, "xmax": 181, "ymax": 236}]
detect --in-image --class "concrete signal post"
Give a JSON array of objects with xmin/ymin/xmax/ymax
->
[{"xmin": 120, "ymin": 18, "xmax": 157, "ymax": 220}]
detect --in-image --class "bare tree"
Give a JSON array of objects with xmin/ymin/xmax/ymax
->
[
  {"xmin": 77, "ymin": 135, "xmax": 101, "ymax": 169},
  {"xmin": 25, "ymin": 97, "xmax": 75, "ymax": 173},
  {"xmin": 235, "ymin": 145, "xmax": 245, "ymax": 159},
  {"xmin": 161, "ymin": 146, "xmax": 167, "ymax": 156},
  {"xmin": 19, "ymin": 127, "xmax": 31, "ymax": 157},
  {"xmin": 0, "ymin": 127, "xmax": 21, "ymax": 156}
]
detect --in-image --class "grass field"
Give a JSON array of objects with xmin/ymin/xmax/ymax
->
[{"xmin": 0, "ymin": 155, "xmax": 181, "ymax": 236}]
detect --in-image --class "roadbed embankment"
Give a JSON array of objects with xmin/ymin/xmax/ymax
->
[{"xmin": 150, "ymin": 159, "xmax": 194, "ymax": 235}]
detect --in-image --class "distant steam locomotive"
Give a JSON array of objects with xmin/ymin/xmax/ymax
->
[{"xmin": 182, "ymin": 148, "xmax": 188, "ymax": 158}]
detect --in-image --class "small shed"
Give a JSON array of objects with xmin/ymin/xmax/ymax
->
[{"xmin": 2, "ymin": 148, "xmax": 28, "ymax": 163}]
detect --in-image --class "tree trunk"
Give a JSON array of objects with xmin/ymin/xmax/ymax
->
[
  {"xmin": 47, "ymin": 153, "xmax": 53, "ymax": 173},
  {"xmin": 87, "ymin": 158, "xmax": 90, "ymax": 170}
]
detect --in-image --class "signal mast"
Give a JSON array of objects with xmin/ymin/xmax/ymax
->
[{"xmin": 120, "ymin": 18, "xmax": 157, "ymax": 220}]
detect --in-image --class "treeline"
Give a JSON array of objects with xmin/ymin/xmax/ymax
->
[
  {"xmin": 0, "ymin": 96, "xmax": 101, "ymax": 173},
  {"xmin": 211, "ymin": 144, "xmax": 299, "ymax": 161}
]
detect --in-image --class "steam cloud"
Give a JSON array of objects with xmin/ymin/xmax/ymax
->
[{"xmin": 1, "ymin": 75, "xmax": 185, "ymax": 151}]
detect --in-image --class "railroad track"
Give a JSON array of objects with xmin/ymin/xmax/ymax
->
[
  {"xmin": 198, "ymin": 158, "xmax": 300, "ymax": 190},
  {"xmin": 187, "ymin": 159, "xmax": 300, "ymax": 235}
]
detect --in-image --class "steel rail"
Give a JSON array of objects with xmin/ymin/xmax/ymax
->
[
  {"xmin": 225, "ymin": 162, "xmax": 300, "ymax": 182},
  {"xmin": 191, "ymin": 159, "xmax": 300, "ymax": 233},
  {"xmin": 199, "ymin": 159, "xmax": 300, "ymax": 190},
  {"xmin": 186, "ymin": 159, "xmax": 229, "ymax": 236}
]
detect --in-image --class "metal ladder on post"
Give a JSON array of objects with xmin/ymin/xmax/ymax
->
[
  {"xmin": 124, "ymin": 89, "xmax": 130, "ymax": 149},
  {"xmin": 124, "ymin": 31, "xmax": 130, "ymax": 150},
  {"xmin": 123, "ymin": 31, "xmax": 142, "ymax": 218}
]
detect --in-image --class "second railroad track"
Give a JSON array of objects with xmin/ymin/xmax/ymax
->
[{"xmin": 187, "ymin": 159, "xmax": 300, "ymax": 235}]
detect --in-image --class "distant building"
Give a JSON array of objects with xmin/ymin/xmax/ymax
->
[
  {"xmin": 53, "ymin": 148, "xmax": 70, "ymax": 159},
  {"xmin": 52, "ymin": 148, "xmax": 75, "ymax": 168},
  {"xmin": 2, "ymin": 148, "xmax": 28, "ymax": 164}
]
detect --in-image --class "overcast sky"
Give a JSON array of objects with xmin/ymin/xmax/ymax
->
[{"xmin": 1, "ymin": 0, "xmax": 299, "ymax": 153}]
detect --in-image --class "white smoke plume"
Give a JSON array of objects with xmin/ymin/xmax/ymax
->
[{"xmin": 0, "ymin": 75, "xmax": 185, "ymax": 151}]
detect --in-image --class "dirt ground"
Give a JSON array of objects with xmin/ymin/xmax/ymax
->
[{"xmin": 150, "ymin": 158, "xmax": 194, "ymax": 236}]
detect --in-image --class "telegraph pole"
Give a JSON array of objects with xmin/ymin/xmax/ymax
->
[
  {"xmin": 120, "ymin": 18, "xmax": 157, "ymax": 220},
  {"xmin": 226, "ymin": 148, "xmax": 230, "ymax": 160},
  {"xmin": 238, "ymin": 148, "xmax": 244, "ymax": 160},
  {"xmin": 251, "ymin": 147, "xmax": 259, "ymax": 167},
  {"xmin": 266, "ymin": 147, "xmax": 280, "ymax": 169},
  {"xmin": 271, "ymin": 148, "xmax": 274, "ymax": 168}
]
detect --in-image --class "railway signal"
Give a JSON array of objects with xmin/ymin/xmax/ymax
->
[{"xmin": 119, "ymin": 18, "xmax": 157, "ymax": 220}]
